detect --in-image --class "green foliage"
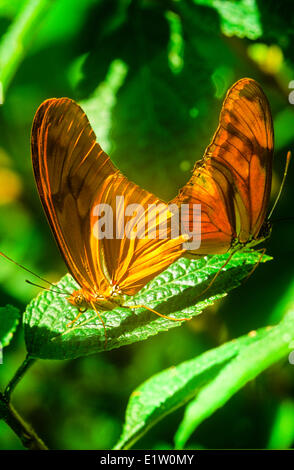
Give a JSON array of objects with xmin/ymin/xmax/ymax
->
[
  {"xmin": 117, "ymin": 301, "xmax": 294, "ymax": 449},
  {"xmin": 0, "ymin": 395, "xmax": 7, "ymax": 420},
  {"xmin": 193, "ymin": 0, "xmax": 262, "ymax": 39},
  {"xmin": 0, "ymin": 0, "xmax": 294, "ymax": 451},
  {"xmin": 0, "ymin": 0, "xmax": 52, "ymax": 101},
  {"xmin": 79, "ymin": 59, "xmax": 128, "ymax": 152},
  {"xmin": 115, "ymin": 327, "xmax": 267, "ymax": 449},
  {"xmin": 0, "ymin": 304, "xmax": 20, "ymax": 421},
  {"xmin": 24, "ymin": 251, "xmax": 269, "ymax": 360},
  {"xmin": 267, "ymin": 401, "xmax": 294, "ymax": 449},
  {"xmin": 0, "ymin": 305, "xmax": 20, "ymax": 348},
  {"xmin": 175, "ymin": 307, "xmax": 294, "ymax": 448}
]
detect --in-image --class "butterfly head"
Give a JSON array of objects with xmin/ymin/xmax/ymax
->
[
  {"xmin": 68, "ymin": 286, "xmax": 123, "ymax": 312},
  {"xmin": 68, "ymin": 290, "xmax": 93, "ymax": 311}
]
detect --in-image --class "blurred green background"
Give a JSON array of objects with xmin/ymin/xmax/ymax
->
[{"xmin": 0, "ymin": 0, "xmax": 294, "ymax": 449}]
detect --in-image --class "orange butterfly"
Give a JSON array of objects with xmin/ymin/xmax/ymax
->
[
  {"xmin": 31, "ymin": 98, "xmax": 189, "ymax": 333},
  {"xmin": 172, "ymin": 78, "xmax": 290, "ymax": 266}
]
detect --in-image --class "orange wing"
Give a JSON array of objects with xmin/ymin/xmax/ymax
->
[
  {"xmin": 31, "ymin": 98, "xmax": 187, "ymax": 298},
  {"xmin": 171, "ymin": 78, "xmax": 274, "ymax": 255}
]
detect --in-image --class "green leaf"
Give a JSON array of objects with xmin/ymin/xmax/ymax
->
[
  {"xmin": 175, "ymin": 307, "xmax": 294, "ymax": 448},
  {"xmin": 23, "ymin": 251, "xmax": 270, "ymax": 361},
  {"xmin": 193, "ymin": 0, "xmax": 262, "ymax": 39},
  {"xmin": 114, "ymin": 326, "xmax": 270, "ymax": 450},
  {"xmin": 79, "ymin": 58, "xmax": 128, "ymax": 153},
  {"xmin": 0, "ymin": 305, "xmax": 20, "ymax": 348},
  {"xmin": 115, "ymin": 305, "xmax": 294, "ymax": 450}
]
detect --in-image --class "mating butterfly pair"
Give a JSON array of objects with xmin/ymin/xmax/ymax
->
[{"xmin": 30, "ymin": 78, "xmax": 277, "ymax": 327}]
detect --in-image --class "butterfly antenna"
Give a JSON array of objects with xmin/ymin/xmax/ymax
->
[
  {"xmin": 0, "ymin": 251, "xmax": 61, "ymax": 290},
  {"xmin": 90, "ymin": 301, "xmax": 108, "ymax": 349},
  {"xmin": 25, "ymin": 279, "xmax": 68, "ymax": 296},
  {"xmin": 268, "ymin": 150, "xmax": 291, "ymax": 220}
]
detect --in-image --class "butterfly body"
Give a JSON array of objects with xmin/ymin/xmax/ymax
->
[
  {"xmin": 68, "ymin": 287, "xmax": 124, "ymax": 312},
  {"xmin": 230, "ymin": 223, "xmax": 272, "ymax": 253}
]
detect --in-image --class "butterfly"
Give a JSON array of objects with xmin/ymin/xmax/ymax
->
[
  {"xmin": 31, "ymin": 98, "xmax": 189, "ymax": 334},
  {"xmin": 172, "ymin": 78, "xmax": 286, "ymax": 262},
  {"xmin": 171, "ymin": 78, "xmax": 291, "ymax": 293}
]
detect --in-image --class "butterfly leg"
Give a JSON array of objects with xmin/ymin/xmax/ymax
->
[
  {"xmin": 70, "ymin": 302, "xmax": 107, "ymax": 348},
  {"xmin": 129, "ymin": 304, "xmax": 190, "ymax": 322},
  {"xmin": 197, "ymin": 250, "xmax": 236, "ymax": 298},
  {"xmin": 90, "ymin": 302, "xmax": 108, "ymax": 348},
  {"xmin": 66, "ymin": 309, "xmax": 86, "ymax": 328},
  {"xmin": 53, "ymin": 310, "xmax": 90, "ymax": 341},
  {"xmin": 241, "ymin": 248, "xmax": 266, "ymax": 284},
  {"xmin": 64, "ymin": 305, "xmax": 108, "ymax": 348}
]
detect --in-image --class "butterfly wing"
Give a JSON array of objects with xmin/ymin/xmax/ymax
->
[
  {"xmin": 31, "ymin": 98, "xmax": 186, "ymax": 297},
  {"xmin": 171, "ymin": 78, "xmax": 274, "ymax": 254}
]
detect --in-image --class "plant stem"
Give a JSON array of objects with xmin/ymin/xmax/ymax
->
[
  {"xmin": 0, "ymin": 393, "xmax": 48, "ymax": 450},
  {"xmin": 4, "ymin": 354, "xmax": 36, "ymax": 402},
  {"xmin": 0, "ymin": 354, "xmax": 47, "ymax": 449}
]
